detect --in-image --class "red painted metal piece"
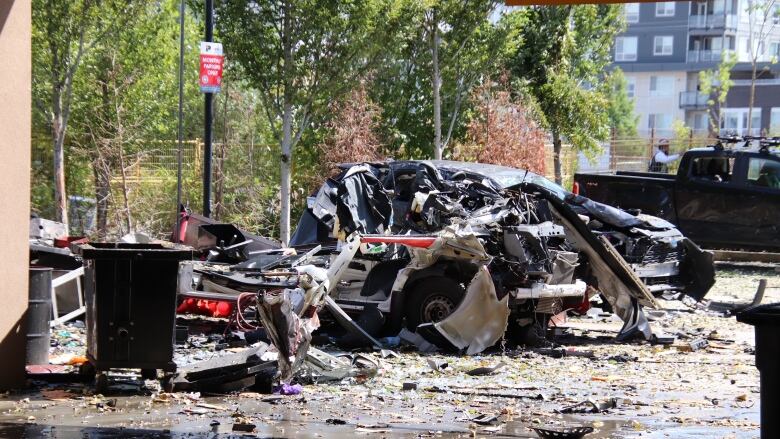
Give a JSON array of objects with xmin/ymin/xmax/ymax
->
[{"xmin": 360, "ymin": 235, "xmax": 437, "ymax": 248}]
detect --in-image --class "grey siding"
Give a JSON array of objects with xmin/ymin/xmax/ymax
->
[
  {"xmin": 726, "ymin": 85, "xmax": 780, "ymax": 131},
  {"xmin": 615, "ymin": 1, "xmax": 689, "ymax": 66}
]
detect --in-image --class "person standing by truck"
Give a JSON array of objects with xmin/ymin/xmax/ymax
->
[{"xmin": 648, "ymin": 139, "xmax": 680, "ymax": 173}]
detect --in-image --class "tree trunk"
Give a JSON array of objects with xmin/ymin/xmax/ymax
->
[
  {"xmin": 430, "ymin": 10, "xmax": 442, "ymax": 160},
  {"xmin": 214, "ymin": 143, "xmax": 226, "ymax": 221},
  {"xmin": 747, "ymin": 62, "xmax": 757, "ymax": 136},
  {"xmin": 215, "ymin": 86, "xmax": 229, "ymax": 221},
  {"xmin": 280, "ymin": 102, "xmax": 293, "ymax": 246},
  {"xmin": 117, "ymin": 140, "xmax": 132, "ymax": 234},
  {"xmin": 279, "ymin": 0, "xmax": 293, "ymax": 246},
  {"xmin": 92, "ymin": 160, "xmax": 111, "ymax": 239},
  {"xmin": 52, "ymin": 88, "xmax": 69, "ymax": 226},
  {"xmin": 553, "ymin": 131, "xmax": 563, "ymax": 185},
  {"xmin": 53, "ymin": 127, "xmax": 68, "ymax": 225}
]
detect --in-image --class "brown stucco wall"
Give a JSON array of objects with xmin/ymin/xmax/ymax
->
[{"xmin": 0, "ymin": 0, "xmax": 32, "ymax": 390}]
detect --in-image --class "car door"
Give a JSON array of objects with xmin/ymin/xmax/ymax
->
[
  {"xmin": 674, "ymin": 151, "xmax": 748, "ymax": 247},
  {"xmin": 735, "ymin": 153, "xmax": 780, "ymax": 250},
  {"xmin": 333, "ymin": 257, "xmax": 381, "ymax": 312}
]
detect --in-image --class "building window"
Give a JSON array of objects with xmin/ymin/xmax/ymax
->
[
  {"xmin": 739, "ymin": 37, "xmax": 751, "ymax": 62},
  {"xmin": 653, "ymin": 36, "xmax": 674, "ymax": 55},
  {"xmin": 712, "ymin": 0, "xmax": 725, "ymax": 14},
  {"xmin": 649, "ymin": 75, "xmax": 675, "ymax": 97},
  {"xmin": 648, "ymin": 113, "xmax": 672, "ymax": 130},
  {"xmin": 771, "ymin": 108, "xmax": 780, "ymax": 135},
  {"xmin": 721, "ymin": 108, "xmax": 761, "ymax": 135},
  {"xmin": 625, "ymin": 76, "xmax": 636, "ymax": 98},
  {"xmin": 692, "ymin": 112, "xmax": 708, "ymax": 131},
  {"xmin": 625, "ymin": 3, "xmax": 639, "ymax": 23},
  {"xmin": 615, "ymin": 36, "xmax": 638, "ymax": 61},
  {"xmin": 655, "ymin": 1, "xmax": 675, "ymax": 17},
  {"xmin": 771, "ymin": 42, "xmax": 780, "ymax": 59}
]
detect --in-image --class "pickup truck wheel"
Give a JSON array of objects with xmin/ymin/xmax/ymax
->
[{"xmin": 404, "ymin": 277, "xmax": 465, "ymax": 330}]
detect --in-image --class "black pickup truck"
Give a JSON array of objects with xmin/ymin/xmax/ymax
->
[{"xmin": 574, "ymin": 140, "xmax": 780, "ymax": 251}]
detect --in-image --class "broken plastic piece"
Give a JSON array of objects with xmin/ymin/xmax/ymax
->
[{"xmin": 466, "ymin": 361, "xmax": 506, "ymax": 376}]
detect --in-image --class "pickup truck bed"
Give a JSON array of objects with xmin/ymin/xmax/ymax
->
[{"xmin": 575, "ymin": 171, "xmax": 677, "ymax": 223}]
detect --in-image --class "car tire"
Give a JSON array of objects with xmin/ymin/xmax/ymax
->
[{"xmin": 404, "ymin": 277, "xmax": 465, "ymax": 330}]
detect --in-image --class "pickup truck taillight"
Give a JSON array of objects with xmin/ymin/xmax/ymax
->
[{"xmin": 571, "ymin": 181, "xmax": 580, "ymax": 195}]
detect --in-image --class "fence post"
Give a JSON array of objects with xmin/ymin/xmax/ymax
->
[
  {"xmin": 648, "ymin": 128, "xmax": 655, "ymax": 161},
  {"xmin": 194, "ymin": 138, "xmax": 203, "ymax": 177},
  {"xmin": 688, "ymin": 128, "xmax": 694, "ymax": 149},
  {"xmin": 609, "ymin": 127, "xmax": 616, "ymax": 171}
]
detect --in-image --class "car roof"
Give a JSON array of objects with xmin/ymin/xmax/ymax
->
[{"xmin": 392, "ymin": 159, "xmax": 541, "ymax": 189}]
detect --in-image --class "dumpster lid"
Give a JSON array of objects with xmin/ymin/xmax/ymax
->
[
  {"xmin": 77, "ymin": 242, "xmax": 193, "ymax": 260},
  {"xmin": 736, "ymin": 302, "xmax": 780, "ymax": 326}
]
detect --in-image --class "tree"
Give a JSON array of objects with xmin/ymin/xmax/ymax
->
[
  {"xmin": 32, "ymin": 0, "xmax": 134, "ymax": 226},
  {"xmin": 422, "ymin": 0, "xmax": 501, "ymax": 160},
  {"xmin": 317, "ymin": 83, "xmax": 384, "ymax": 176},
  {"xmin": 216, "ymin": 0, "xmax": 390, "ymax": 245},
  {"xmin": 699, "ymin": 52, "xmax": 737, "ymax": 135},
  {"xmin": 601, "ymin": 67, "xmax": 638, "ymax": 138},
  {"xmin": 744, "ymin": 0, "xmax": 779, "ymax": 135},
  {"xmin": 64, "ymin": 0, "xmax": 199, "ymax": 237},
  {"xmin": 371, "ymin": 0, "xmax": 510, "ymax": 159},
  {"xmin": 506, "ymin": 5, "xmax": 624, "ymax": 184},
  {"xmin": 454, "ymin": 77, "xmax": 546, "ymax": 173}
]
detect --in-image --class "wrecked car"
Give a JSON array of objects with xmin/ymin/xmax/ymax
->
[{"xmin": 288, "ymin": 160, "xmax": 714, "ymax": 349}]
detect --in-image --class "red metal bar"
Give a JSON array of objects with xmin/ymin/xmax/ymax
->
[{"xmin": 360, "ymin": 235, "xmax": 437, "ymax": 249}]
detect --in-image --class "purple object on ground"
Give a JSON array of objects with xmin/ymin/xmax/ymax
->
[{"xmin": 275, "ymin": 383, "xmax": 303, "ymax": 395}]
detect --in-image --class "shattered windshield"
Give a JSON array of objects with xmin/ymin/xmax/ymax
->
[
  {"xmin": 430, "ymin": 160, "xmax": 568, "ymax": 196},
  {"xmin": 519, "ymin": 172, "xmax": 569, "ymax": 200}
]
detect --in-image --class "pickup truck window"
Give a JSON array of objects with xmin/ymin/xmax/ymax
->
[
  {"xmin": 689, "ymin": 156, "xmax": 735, "ymax": 183},
  {"xmin": 747, "ymin": 157, "xmax": 780, "ymax": 190}
]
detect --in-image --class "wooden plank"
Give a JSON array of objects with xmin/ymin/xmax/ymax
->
[
  {"xmin": 50, "ymin": 306, "xmax": 85, "ymax": 327},
  {"xmin": 51, "ymin": 266, "xmax": 84, "ymax": 288}
]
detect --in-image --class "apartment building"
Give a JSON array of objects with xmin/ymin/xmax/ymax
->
[{"xmin": 614, "ymin": 0, "xmax": 780, "ymax": 137}]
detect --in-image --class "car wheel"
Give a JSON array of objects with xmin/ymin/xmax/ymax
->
[{"xmin": 404, "ymin": 277, "xmax": 465, "ymax": 330}]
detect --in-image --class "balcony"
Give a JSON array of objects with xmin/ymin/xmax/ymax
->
[
  {"xmin": 688, "ymin": 14, "xmax": 738, "ymax": 30},
  {"xmin": 679, "ymin": 91, "xmax": 710, "ymax": 109},
  {"xmin": 687, "ymin": 49, "xmax": 732, "ymax": 63},
  {"xmin": 731, "ymin": 78, "xmax": 780, "ymax": 86}
]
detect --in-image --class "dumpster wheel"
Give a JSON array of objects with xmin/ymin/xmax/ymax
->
[
  {"xmin": 141, "ymin": 369, "xmax": 158, "ymax": 380},
  {"xmin": 94, "ymin": 373, "xmax": 109, "ymax": 394},
  {"xmin": 79, "ymin": 362, "xmax": 96, "ymax": 379}
]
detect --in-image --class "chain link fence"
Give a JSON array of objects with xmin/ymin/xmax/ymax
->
[{"xmin": 31, "ymin": 128, "xmax": 719, "ymax": 237}]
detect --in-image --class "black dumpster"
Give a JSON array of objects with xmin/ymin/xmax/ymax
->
[
  {"xmin": 78, "ymin": 243, "xmax": 192, "ymax": 376},
  {"xmin": 737, "ymin": 303, "xmax": 780, "ymax": 439}
]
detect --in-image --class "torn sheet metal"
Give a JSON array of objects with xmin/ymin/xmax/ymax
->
[
  {"xmin": 429, "ymin": 266, "xmax": 510, "ymax": 355},
  {"xmin": 389, "ymin": 224, "xmax": 490, "ymax": 301},
  {"xmin": 511, "ymin": 279, "xmax": 587, "ymax": 300},
  {"xmin": 256, "ymin": 289, "xmax": 312, "ymax": 383},
  {"xmin": 549, "ymin": 205, "xmax": 657, "ymax": 340},
  {"xmin": 335, "ymin": 165, "xmax": 392, "ymax": 236}
]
